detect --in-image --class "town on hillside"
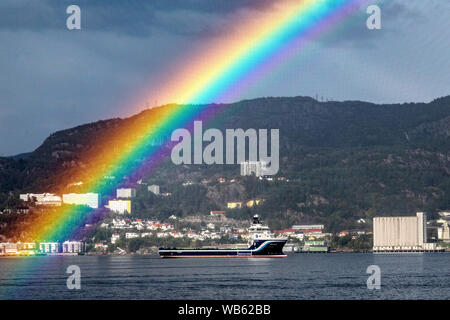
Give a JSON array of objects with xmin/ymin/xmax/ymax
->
[{"xmin": 1, "ymin": 172, "xmax": 449, "ymax": 255}]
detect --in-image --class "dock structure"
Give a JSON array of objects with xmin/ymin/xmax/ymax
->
[{"xmin": 299, "ymin": 240, "xmax": 330, "ymax": 253}]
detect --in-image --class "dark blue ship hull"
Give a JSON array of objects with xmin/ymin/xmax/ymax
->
[{"xmin": 159, "ymin": 239, "xmax": 287, "ymax": 258}]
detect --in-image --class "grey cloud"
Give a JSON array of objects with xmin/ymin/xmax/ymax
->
[
  {"xmin": 319, "ymin": 0, "xmax": 433, "ymax": 49},
  {"xmin": 0, "ymin": 0, "xmax": 275, "ymax": 37},
  {"xmin": 0, "ymin": 0, "xmax": 448, "ymax": 156}
]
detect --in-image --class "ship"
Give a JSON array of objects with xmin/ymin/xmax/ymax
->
[{"xmin": 159, "ymin": 214, "xmax": 287, "ymax": 258}]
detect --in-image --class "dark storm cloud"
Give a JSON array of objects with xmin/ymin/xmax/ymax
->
[
  {"xmin": 0, "ymin": 0, "xmax": 448, "ymax": 156},
  {"xmin": 321, "ymin": 0, "xmax": 427, "ymax": 49},
  {"xmin": 0, "ymin": 0, "xmax": 425, "ymax": 40},
  {"xmin": 0, "ymin": 0, "xmax": 276, "ymax": 36}
]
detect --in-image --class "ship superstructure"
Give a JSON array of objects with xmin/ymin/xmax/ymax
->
[{"xmin": 159, "ymin": 215, "xmax": 287, "ymax": 258}]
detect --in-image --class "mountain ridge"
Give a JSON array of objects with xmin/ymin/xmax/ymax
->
[{"xmin": 1, "ymin": 95, "xmax": 449, "ymax": 230}]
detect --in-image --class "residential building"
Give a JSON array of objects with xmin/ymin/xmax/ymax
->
[
  {"xmin": 39, "ymin": 242, "xmax": 60, "ymax": 253},
  {"xmin": 169, "ymin": 231, "xmax": 182, "ymax": 238},
  {"xmin": 438, "ymin": 211, "xmax": 450, "ymax": 218},
  {"xmin": 148, "ymin": 185, "xmax": 160, "ymax": 195},
  {"xmin": 108, "ymin": 200, "xmax": 131, "ymax": 214},
  {"xmin": 157, "ymin": 232, "xmax": 169, "ymax": 238},
  {"xmin": 94, "ymin": 243, "xmax": 108, "ymax": 250},
  {"xmin": 62, "ymin": 241, "xmax": 84, "ymax": 253},
  {"xmin": 338, "ymin": 231, "xmax": 349, "ymax": 237},
  {"xmin": 274, "ymin": 229, "xmax": 295, "ymax": 236},
  {"xmin": 210, "ymin": 210, "xmax": 226, "ymax": 217},
  {"xmin": 20, "ymin": 193, "xmax": 62, "ymax": 206},
  {"xmin": 437, "ymin": 221, "xmax": 450, "ymax": 242},
  {"xmin": 141, "ymin": 232, "xmax": 153, "ymax": 238},
  {"xmin": 116, "ymin": 188, "xmax": 136, "ymax": 198},
  {"xmin": 111, "ymin": 233, "xmax": 120, "ymax": 244},
  {"xmin": 227, "ymin": 201, "xmax": 242, "ymax": 209},
  {"xmin": 0, "ymin": 243, "xmax": 18, "ymax": 255},
  {"xmin": 125, "ymin": 232, "xmax": 139, "ymax": 239},
  {"xmin": 240, "ymin": 161, "xmax": 267, "ymax": 177},
  {"xmin": 62, "ymin": 193, "xmax": 99, "ymax": 208},
  {"xmin": 16, "ymin": 206, "xmax": 30, "ymax": 214},
  {"xmin": 292, "ymin": 225, "xmax": 324, "ymax": 233},
  {"xmin": 16, "ymin": 242, "xmax": 36, "ymax": 255},
  {"xmin": 246, "ymin": 199, "xmax": 262, "ymax": 207}
]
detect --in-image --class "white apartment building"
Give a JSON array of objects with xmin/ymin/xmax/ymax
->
[
  {"xmin": 240, "ymin": 161, "xmax": 267, "ymax": 177},
  {"xmin": 20, "ymin": 193, "xmax": 62, "ymax": 206},
  {"xmin": 108, "ymin": 200, "xmax": 131, "ymax": 214},
  {"xmin": 39, "ymin": 242, "xmax": 60, "ymax": 253},
  {"xmin": 125, "ymin": 232, "xmax": 139, "ymax": 239},
  {"xmin": 111, "ymin": 233, "xmax": 121, "ymax": 244},
  {"xmin": 62, "ymin": 193, "xmax": 99, "ymax": 208},
  {"xmin": 116, "ymin": 188, "xmax": 136, "ymax": 198},
  {"xmin": 437, "ymin": 221, "xmax": 450, "ymax": 241},
  {"xmin": 292, "ymin": 224, "xmax": 325, "ymax": 231},
  {"xmin": 148, "ymin": 185, "xmax": 160, "ymax": 195},
  {"xmin": 0, "ymin": 243, "xmax": 19, "ymax": 255},
  {"xmin": 438, "ymin": 211, "xmax": 450, "ymax": 218},
  {"xmin": 62, "ymin": 241, "xmax": 84, "ymax": 253}
]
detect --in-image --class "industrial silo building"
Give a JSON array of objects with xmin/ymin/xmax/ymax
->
[{"xmin": 373, "ymin": 212, "xmax": 438, "ymax": 252}]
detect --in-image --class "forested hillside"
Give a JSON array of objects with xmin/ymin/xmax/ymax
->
[{"xmin": 1, "ymin": 95, "xmax": 449, "ymax": 231}]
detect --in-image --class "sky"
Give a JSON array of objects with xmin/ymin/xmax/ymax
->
[{"xmin": 0, "ymin": 0, "xmax": 449, "ymax": 156}]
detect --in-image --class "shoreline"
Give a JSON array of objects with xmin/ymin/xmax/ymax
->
[{"xmin": 1, "ymin": 250, "xmax": 449, "ymax": 257}]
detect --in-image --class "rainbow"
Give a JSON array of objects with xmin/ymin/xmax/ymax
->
[{"xmin": 21, "ymin": 0, "xmax": 369, "ymax": 242}]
